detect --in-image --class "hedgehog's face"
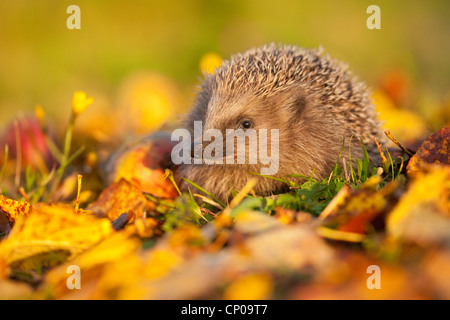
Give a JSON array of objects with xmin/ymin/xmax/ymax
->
[
  {"xmin": 203, "ymin": 85, "xmax": 310, "ymax": 143},
  {"xmin": 190, "ymin": 86, "xmax": 312, "ymax": 175}
]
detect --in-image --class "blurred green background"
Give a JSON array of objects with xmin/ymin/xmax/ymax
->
[{"xmin": 0, "ymin": 0, "xmax": 448, "ymax": 139}]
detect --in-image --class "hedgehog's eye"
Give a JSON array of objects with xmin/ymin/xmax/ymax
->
[{"xmin": 240, "ymin": 120, "xmax": 252, "ymax": 130}]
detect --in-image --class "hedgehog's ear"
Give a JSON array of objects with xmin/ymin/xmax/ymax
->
[{"xmin": 287, "ymin": 91, "xmax": 309, "ymax": 122}]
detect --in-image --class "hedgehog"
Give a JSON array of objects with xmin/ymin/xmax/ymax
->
[{"xmin": 175, "ymin": 44, "xmax": 385, "ymax": 202}]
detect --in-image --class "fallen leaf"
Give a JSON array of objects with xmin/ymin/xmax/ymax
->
[
  {"xmin": 223, "ymin": 272, "xmax": 273, "ymax": 300},
  {"xmin": 0, "ymin": 279, "xmax": 34, "ymax": 299},
  {"xmin": 423, "ymin": 250, "xmax": 450, "ymax": 299},
  {"xmin": 373, "ymin": 89, "xmax": 429, "ymax": 144},
  {"xmin": 87, "ymin": 178, "xmax": 153, "ymax": 222},
  {"xmin": 407, "ymin": 127, "xmax": 450, "ymax": 175},
  {"xmin": 40, "ymin": 228, "xmax": 141, "ymax": 299},
  {"xmin": 234, "ymin": 210, "xmax": 284, "ymax": 235},
  {"xmin": 0, "ymin": 203, "xmax": 113, "ymax": 275},
  {"xmin": 104, "ymin": 132, "xmax": 178, "ymax": 198},
  {"xmin": 274, "ymin": 207, "xmax": 313, "ymax": 224},
  {"xmin": 387, "ymin": 166, "xmax": 450, "ymax": 246},
  {"xmin": 290, "ymin": 251, "xmax": 427, "ymax": 299},
  {"xmin": 0, "ymin": 195, "xmax": 31, "ymax": 223},
  {"xmin": 319, "ymin": 177, "xmax": 398, "ymax": 237},
  {"xmin": 237, "ymin": 224, "xmax": 334, "ymax": 272}
]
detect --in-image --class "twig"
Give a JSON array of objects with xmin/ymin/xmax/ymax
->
[
  {"xmin": 374, "ymin": 137, "xmax": 388, "ymax": 163},
  {"xmin": 384, "ymin": 130, "xmax": 414, "ymax": 157},
  {"xmin": 18, "ymin": 187, "xmax": 30, "ymax": 203}
]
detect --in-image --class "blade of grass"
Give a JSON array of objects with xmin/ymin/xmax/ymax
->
[
  {"xmin": 193, "ymin": 193, "xmax": 224, "ymax": 210},
  {"xmin": 356, "ymin": 158, "xmax": 363, "ymax": 181},
  {"xmin": 0, "ymin": 144, "xmax": 9, "ymax": 183},
  {"xmin": 43, "ymin": 135, "xmax": 63, "ymax": 164},
  {"xmin": 396, "ymin": 156, "xmax": 404, "ymax": 180},
  {"xmin": 144, "ymin": 193, "xmax": 176, "ymax": 209},
  {"xmin": 386, "ymin": 147, "xmax": 395, "ymax": 181},
  {"xmin": 360, "ymin": 138, "xmax": 370, "ymax": 182},
  {"xmin": 287, "ymin": 170, "xmax": 318, "ymax": 182},
  {"xmin": 66, "ymin": 145, "xmax": 86, "ymax": 167},
  {"xmin": 250, "ymin": 172, "xmax": 298, "ymax": 186},
  {"xmin": 348, "ymin": 136, "xmax": 356, "ymax": 184},
  {"xmin": 332, "ymin": 136, "xmax": 346, "ymax": 178},
  {"xmin": 182, "ymin": 177, "xmax": 226, "ymax": 208},
  {"xmin": 187, "ymin": 188, "xmax": 209, "ymax": 222}
]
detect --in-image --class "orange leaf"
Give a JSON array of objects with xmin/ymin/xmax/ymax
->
[
  {"xmin": 87, "ymin": 178, "xmax": 153, "ymax": 222},
  {"xmin": 105, "ymin": 132, "xmax": 178, "ymax": 198}
]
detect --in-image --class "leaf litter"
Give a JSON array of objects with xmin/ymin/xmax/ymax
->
[{"xmin": 0, "ymin": 92, "xmax": 449, "ymax": 299}]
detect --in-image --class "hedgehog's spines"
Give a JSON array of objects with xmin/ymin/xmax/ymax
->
[
  {"xmin": 179, "ymin": 44, "xmax": 386, "ymax": 202},
  {"xmin": 201, "ymin": 44, "xmax": 384, "ymax": 145}
]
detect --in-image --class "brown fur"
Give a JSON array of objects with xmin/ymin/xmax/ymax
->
[{"xmin": 176, "ymin": 44, "xmax": 385, "ymax": 202}]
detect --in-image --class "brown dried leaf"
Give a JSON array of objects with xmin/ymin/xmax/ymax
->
[
  {"xmin": 87, "ymin": 178, "xmax": 154, "ymax": 222},
  {"xmin": 407, "ymin": 127, "xmax": 450, "ymax": 175}
]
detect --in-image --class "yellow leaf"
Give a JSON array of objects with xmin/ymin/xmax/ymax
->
[
  {"xmin": 0, "ymin": 195, "xmax": 31, "ymax": 223},
  {"xmin": 167, "ymin": 224, "xmax": 205, "ymax": 250},
  {"xmin": 43, "ymin": 229, "xmax": 142, "ymax": 299},
  {"xmin": 223, "ymin": 273, "xmax": 272, "ymax": 300},
  {"xmin": 68, "ymin": 229, "xmax": 140, "ymax": 270},
  {"xmin": 372, "ymin": 89, "xmax": 428, "ymax": 143},
  {"xmin": 144, "ymin": 249, "xmax": 183, "ymax": 279},
  {"xmin": 387, "ymin": 166, "xmax": 450, "ymax": 243},
  {"xmin": 234, "ymin": 210, "xmax": 283, "ymax": 234},
  {"xmin": 0, "ymin": 203, "xmax": 113, "ymax": 271}
]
